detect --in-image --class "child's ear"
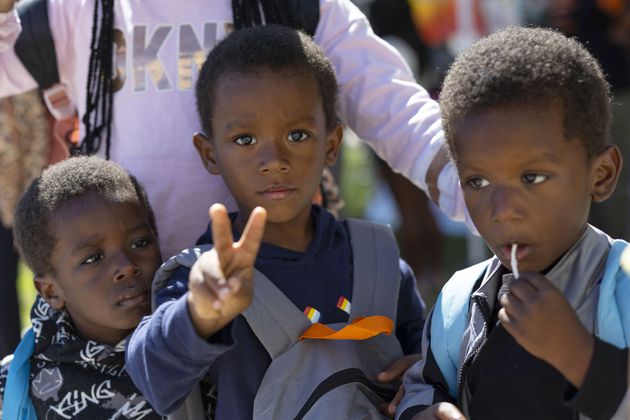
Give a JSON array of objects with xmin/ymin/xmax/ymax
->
[
  {"xmin": 324, "ymin": 123, "xmax": 343, "ymax": 166},
  {"xmin": 590, "ymin": 144, "xmax": 622, "ymax": 203},
  {"xmin": 34, "ymin": 274, "xmax": 66, "ymax": 310},
  {"xmin": 193, "ymin": 132, "xmax": 221, "ymax": 175}
]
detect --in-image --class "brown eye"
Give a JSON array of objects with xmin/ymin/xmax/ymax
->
[
  {"xmin": 288, "ymin": 131, "xmax": 308, "ymax": 142},
  {"xmin": 81, "ymin": 254, "xmax": 104, "ymax": 265},
  {"xmin": 468, "ymin": 177, "xmax": 490, "ymax": 189},
  {"xmin": 522, "ymin": 173, "xmax": 548, "ymax": 184},
  {"xmin": 131, "ymin": 238, "xmax": 151, "ymax": 249},
  {"xmin": 235, "ymin": 135, "xmax": 257, "ymax": 146}
]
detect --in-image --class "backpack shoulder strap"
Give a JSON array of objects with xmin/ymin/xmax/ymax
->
[
  {"xmin": 244, "ymin": 218, "xmax": 401, "ymax": 358},
  {"xmin": 14, "ymin": 0, "xmax": 59, "ymax": 89},
  {"xmin": 242, "ymin": 270, "xmax": 313, "ymax": 359},
  {"xmin": 598, "ymin": 239, "xmax": 630, "ymax": 349},
  {"xmin": 151, "ymin": 245, "xmax": 213, "ymax": 310},
  {"xmin": 346, "ymin": 219, "xmax": 400, "ymax": 322},
  {"xmin": 3, "ymin": 328, "xmax": 38, "ymax": 420},
  {"xmin": 290, "ymin": 0, "xmax": 320, "ymax": 37},
  {"xmin": 430, "ymin": 259, "xmax": 490, "ymax": 398}
]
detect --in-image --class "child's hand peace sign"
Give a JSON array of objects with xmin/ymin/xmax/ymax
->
[{"xmin": 187, "ymin": 204, "xmax": 267, "ymax": 339}]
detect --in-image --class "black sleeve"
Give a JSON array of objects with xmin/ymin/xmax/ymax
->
[{"xmin": 564, "ymin": 337, "xmax": 628, "ymax": 420}]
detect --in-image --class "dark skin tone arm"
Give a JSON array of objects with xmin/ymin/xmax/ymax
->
[{"xmin": 0, "ymin": 0, "xmax": 14, "ymax": 13}]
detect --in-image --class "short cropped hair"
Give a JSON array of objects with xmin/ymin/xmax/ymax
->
[
  {"xmin": 440, "ymin": 26, "xmax": 611, "ymax": 161},
  {"xmin": 195, "ymin": 24, "xmax": 338, "ymax": 137},
  {"xmin": 13, "ymin": 156, "xmax": 157, "ymax": 276}
]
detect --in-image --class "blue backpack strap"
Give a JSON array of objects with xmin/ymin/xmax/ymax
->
[
  {"xmin": 430, "ymin": 260, "xmax": 490, "ymax": 399},
  {"xmin": 597, "ymin": 240, "xmax": 630, "ymax": 349},
  {"xmin": 3, "ymin": 328, "xmax": 37, "ymax": 420}
]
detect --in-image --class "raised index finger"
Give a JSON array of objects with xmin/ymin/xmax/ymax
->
[
  {"xmin": 209, "ymin": 203, "xmax": 234, "ymax": 259},
  {"xmin": 236, "ymin": 207, "xmax": 267, "ymax": 259}
]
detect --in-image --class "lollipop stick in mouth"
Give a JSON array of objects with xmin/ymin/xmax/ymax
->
[{"xmin": 511, "ymin": 243, "xmax": 520, "ymax": 279}]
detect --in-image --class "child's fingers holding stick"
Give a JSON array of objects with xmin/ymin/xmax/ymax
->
[
  {"xmin": 498, "ymin": 272, "xmax": 594, "ymax": 387},
  {"xmin": 498, "ymin": 274, "xmax": 539, "ymax": 325},
  {"xmin": 498, "ymin": 272, "xmax": 563, "ymax": 355}
]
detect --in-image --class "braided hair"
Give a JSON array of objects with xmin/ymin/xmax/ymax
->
[
  {"xmin": 81, "ymin": 0, "xmax": 114, "ymax": 158},
  {"xmin": 81, "ymin": 0, "xmax": 306, "ymax": 159},
  {"xmin": 232, "ymin": 0, "xmax": 297, "ymax": 29}
]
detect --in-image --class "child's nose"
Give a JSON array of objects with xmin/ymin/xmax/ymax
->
[
  {"xmin": 490, "ymin": 186, "xmax": 524, "ymax": 223},
  {"xmin": 258, "ymin": 140, "xmax": 290, "ymax": 175},
  {"xmin": 113, "ymin": 252, "xmax": 141, "ymax": 282}
]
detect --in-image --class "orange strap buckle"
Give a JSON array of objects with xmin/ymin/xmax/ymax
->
[{"xmin": 299, "ymin": 315, "xmax": 394, "ymax": 341}]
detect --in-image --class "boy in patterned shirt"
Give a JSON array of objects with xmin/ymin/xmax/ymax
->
[{"xmin": 0, "ymin": 156, "xmax": 164, "ymax": 419}]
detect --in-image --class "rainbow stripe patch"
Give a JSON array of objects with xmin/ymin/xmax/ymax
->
[
  {"xmin": 304, "ymin": 306, "xmax": 321, "ymax": 323},
  {"xmin": 337, "ymin": 297, "xmax": 351, "ymax": 315}
]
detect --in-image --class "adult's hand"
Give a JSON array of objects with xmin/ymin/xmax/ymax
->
[{"xmin": 0, "ymin": 0, "xmax": 15, "ymax": 13}]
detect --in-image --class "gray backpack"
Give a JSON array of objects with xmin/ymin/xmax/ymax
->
[{"xmin": 153, "ymin": 219, "xmax": 405, "ymax": 419}]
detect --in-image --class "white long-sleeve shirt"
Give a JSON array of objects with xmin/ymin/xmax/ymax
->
[{"xmin": 0, "ymin": 0, "xmax": 470, "ymax": 259}]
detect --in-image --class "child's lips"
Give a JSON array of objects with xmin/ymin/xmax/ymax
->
[
  {"xmin": 118, "ymin": 290, "xmax": 149, "ymax": 308},
  {"xmin": 259, "ymin": 185, "xmax": 295, "ymax": 200},
  {"xmin": 500, "ymin": 243, "xmax": 531, "ymax": 262}
]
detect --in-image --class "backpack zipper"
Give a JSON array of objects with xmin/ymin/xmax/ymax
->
[
  {"xmin": 293, "ymin": 367, "xmax": 396, "ymax": 420},
  {"xmin": 457, "ymin": 294, "xmax": 491, "ymax": 407}
]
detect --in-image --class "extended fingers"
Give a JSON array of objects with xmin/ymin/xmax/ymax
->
[
  {"xmin": 237, "ymin": 207, "xmax": 267, "ymax": 258},
  {"xmin": 209, "ymin": 204, "xmax": 234, "ymax": 258}
]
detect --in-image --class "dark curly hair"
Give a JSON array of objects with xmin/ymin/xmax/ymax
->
[
  {"xmin": 195, "ymin": 24, "xmax": 338, "ymax": 138},
  {"xmin": 13, "ymin": 156, "xmax": 157, "ymax": 276},
  {"xmin": 440, "ymin": 26, "xmax": 611, "ymax": 162}
]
